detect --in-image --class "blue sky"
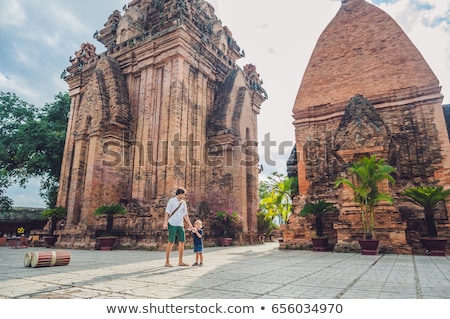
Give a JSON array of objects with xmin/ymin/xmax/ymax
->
[{"xmin": 1, "ymin": 0, "xmax": 449, "ymax": 207}]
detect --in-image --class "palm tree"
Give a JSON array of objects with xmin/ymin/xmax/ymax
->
[
  {"xmin": 300, "ymin": 200, "xmax": 338, "ymax": 237},
  {"xmin": 334, "ymin": 155, "xmax": 396, "ymax": 239},
  {"xmin": 40, "ymin": 206, "xmax": 67, "ymax": 247},
  {"xmin": 259, "ymin": 172, "xmax": 298, "ymax": 225},
  {"xmin": 93, "ymin": 204, "xmax": 127, "ymax": 236},
  {"xmin": 41, "ymin": 206, "xmax": 67, "ymax": 235},
  {"xmin": 402, "ymin": 186, "xmax": 450, "ymax": 238}
]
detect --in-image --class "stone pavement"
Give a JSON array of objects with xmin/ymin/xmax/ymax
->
[{"xmin": 0, "ymin": 241, "xmax": 449, "ymax": 299}]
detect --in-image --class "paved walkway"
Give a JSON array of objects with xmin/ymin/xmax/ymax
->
[{"xmin": 1, "ymin": 242, "xmax": 449, "ymax": 299}]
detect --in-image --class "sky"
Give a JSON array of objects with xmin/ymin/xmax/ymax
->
[{"xmin": 1, "ymin": 0, "xmax": 449, "ymax": 208}]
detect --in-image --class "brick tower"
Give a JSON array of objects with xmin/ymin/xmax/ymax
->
[
  {"xmin": 286, "ymin": 0, "xmax": 450, "ymax": 254},
  {"xmin": 56, "ymin": 0, "xmax": 267, "ymax": 248}
]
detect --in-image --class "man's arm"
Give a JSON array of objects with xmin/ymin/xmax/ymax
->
[
  {"xmin": 163, "ymin": 199, "xmax": 171, "ymax": 230},
  {"xmin": 163, "ymin": 212, "xmax": 169, "ymax": 230},
  {"xmin": 184, "ymin": 211, "xmax": 193, "ymax": 230}
]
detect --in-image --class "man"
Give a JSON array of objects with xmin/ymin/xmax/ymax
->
[{"xmin": 163, "ymin": 188, "xmax": 193, "ymax": 267}]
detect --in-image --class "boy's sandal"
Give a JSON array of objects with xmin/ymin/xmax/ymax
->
[{"xmin": 192, "ymin": 263, "xmax": 198, "ymax": 266}]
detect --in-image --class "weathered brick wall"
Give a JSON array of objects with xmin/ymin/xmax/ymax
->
[
  {"xmin": 56, "ymin": 0, "xmax": 266, "ymax": 249},
  {"xmin": 288, "ymin": 0, "xmax": 450, "ymax": 254}
]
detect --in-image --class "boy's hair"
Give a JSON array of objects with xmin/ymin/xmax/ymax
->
[{"xmin": 194, "ymin": 220, "xmax": 202, "ymax": 227}]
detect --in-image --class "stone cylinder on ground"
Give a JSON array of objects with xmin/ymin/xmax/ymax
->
[
  {"xmin": 29, "ymin": 250, "xmax": 71, "ymax": 268},
  {"xmin": 24, "ymin": 252, "xmax": 34, "ymax": 267},
  {"xmin": 30, "ymin": 251, "xmax": 53, "ymax": 268}
]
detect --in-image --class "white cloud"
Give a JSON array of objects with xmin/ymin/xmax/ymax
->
[
  {"xmin": 0, "ymin": 71, "xmax": 38, "ymax": 102},
  {"xmin": 18, "ymin": 27, "xmax": 62, "ymax": 48},
  {"xmin": 0, "ymin": 72, "xmax": 10, "ymax": 85},
  {"xmin": 0, "ymin": 0, "xmax": 26, "ymax": 27},
  {"xmin": 48, "ymin": 4, "xmax": 91, "ymax": 36},
  {"xmin": 377, "ymin": 0, "xmax": 419, "ymax": 32},
  {"xmin": 5, "ymin": 179, "xmax": 45, "ymax": 208}
]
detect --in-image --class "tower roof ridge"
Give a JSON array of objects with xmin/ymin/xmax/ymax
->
[{"xmin": 293, "ymin": 0, "xmax": 439, "ymax": 114}]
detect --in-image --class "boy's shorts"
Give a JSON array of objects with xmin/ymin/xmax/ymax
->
[{"xmin": 194, "ymin": 244, "xmax": 203, "ymax": 253}]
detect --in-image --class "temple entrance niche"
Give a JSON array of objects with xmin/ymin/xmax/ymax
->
[{"xmin": 332, "ymin": 95, "xmax": 408, "ymax": 253}]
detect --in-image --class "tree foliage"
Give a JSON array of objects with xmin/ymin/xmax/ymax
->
[
  {"xmin": 0, "ymin": 171, "xmax": 13, "ymax": 211},
  {"xmin": 300, "ymin": 200, "xmax": 338, "ymax": 237},
  {"xmin": 334, "ymin": 155, "xmax": 396, "ymax": 239},
  {"xmin": 214, "ymin": 209, "xmax": 242, "ymax": 236},
  {"xmin": 41, "ymin": 206, "xmax": 68, "ymax": 234},
  {"xmin": 402, "ymin": 185, "xmax": 450, "ymax": 238},
  {"xmin": 256, "ymin": 210, "xmax": 277, "ymax": 236},
  {"xmin": 259, "ymin": 172, "xmax": 298, "ymax": 225},
  {"xmin": 0, "ymin": 92, "xmax": 70, "ymax": 208},
  {"xmin": 94, "ymin": 204, "xmax": 127, "ymax": 236}
]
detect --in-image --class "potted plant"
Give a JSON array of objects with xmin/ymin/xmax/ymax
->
[
  {"xmin": 93, "ymin": 203, "xmax": 127, "ymax": 250},
  {"xmin": 256, "ymin": 210, "xmax": 277, "ymax": 244},
  {"xmin": 299, "ymin": 200, "xmax": 338, "ymax": 251},
  {"xmin": 334, "ymin": 155, "xmax": 396, "ymax": 255},
  {"xmin": 41, "ymin": 206, "xmax": 67, "ymax": 248},
  {"xmin": 402, "ymin": 185, "xmax": 450, "ymax": 256},
  {"xmin": 214, "ymin": 209, "xmax": 242, "ymax": 246}
]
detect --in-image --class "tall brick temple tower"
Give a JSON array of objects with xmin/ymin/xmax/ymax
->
[
  {"xmin": 56, "ymin": 0, "xmax": 267, "ymax": 248},
  {"xmin": 286, "ymin": 0, "xmax": 450, "ymax": 254}
]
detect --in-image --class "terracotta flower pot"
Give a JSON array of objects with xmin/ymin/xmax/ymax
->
[
  {"xmin": 311, "ymin": 237, "xmax": 329, "ymax": 251},
  {"xmin": 96, "ymin": 237, "xmax": 117, "ymax": 250},
  {"xmin": 43, "ymin": 235, "xmax": 58, "ymax": 248},
  {"xmin": 419, "ymin": 237, "xmax": 448, "ymax": 256},
  {"xmin": 218, "ymin": 237, "xmax": 233, "ymax": 246},
  {"xmin": 358, "ymin": 239, "xmax": 380, "ymax": 255}
]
